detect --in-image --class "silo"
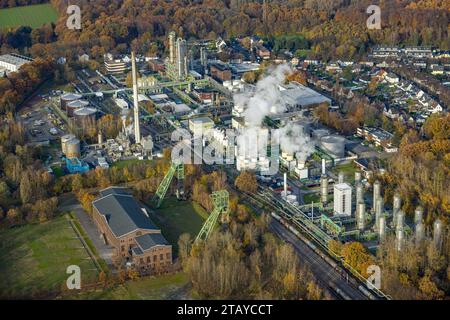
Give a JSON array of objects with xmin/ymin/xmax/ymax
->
[
  {"xmin": 373, "ymin": 180, "xmax": 381, "ymax": 210},
  {"xmin": 392, "ymin": 193, "xmax": 401, "ymax": 227},
  {"xmin": 414, "ymin": 206, "xmax": 424, "ymax": 224},
  {"xmin": 357, "ymin": 202, "xmax": 366, "ymax": 231},
  {"xmin": 98, "ymin": 132, "xmax": 103, "ymax": 145},
  {"xmin": 356, "ymin": 183, "xmax": 364, "ymax": 206},
  {"xmin": 60, "ymin": 93, "xmax": 82, "ymax": 110},
  {"xmin": 415, "ymin": 222, "xmax": 425, "ymax": 246},
  {"xmin": 338, "ymin": 171, "xmax": 345, "ymax": 184},
  {"xmin": 396, "ymin": 211, "xmax": 405, "ymax": 229},
  {"xmin": 74, "ymin": 107, "xmax": 97, "ymax": 124},
  {"xmin": 355, "ymin": 171, "xmax": 362, "ymax": 184},
  {"xmin": 321, "ymin": 175, "xmax": 328, "ymax": 204},
  {"xmin": 66, "ymin": 138, "xmax": 81, "ymax": 158},
  {"xmin": 61, "ymin": 134, "xmax": 76, "ymax": 155},
  {"xmin": 396, "ymin": 226, "xmax": 404, "ymax": 252},
  {"xmin": 375, "ymin": 197, "xmax": 384, "ymax": 230},
  {"xmin": 433, "ymin": 219, "xmax": 443, "ymax": 249},
  {"xmin": 379, "ymin": 216, "xmax": 386, "ymax": 241},
  {"xmin": 67, "ymin": 100, "xmax": 89, "ymax": 117}
]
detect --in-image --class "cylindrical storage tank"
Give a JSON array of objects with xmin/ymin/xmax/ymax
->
[
  {"xmin": 61, "ymin": 134, "xmax": 76, "ymax": 155},
  {"xmin": 433, "ymin": 219, "xmax": 443, "ymax": 249},
  {"xmin": 392, "ymin": 193, "xmax": 401, "ymax": 227},
  {"xmin": 321, "ymin": 175, "xmax": 328, "ymax": 204},
  {"xmin": 396, "ymin": 227, "xmax": 404, "ymax": 252},
  {"xmin": 375, "ymin": 197, "xmax": 384, "ymax": 230},
  {"xmin": 66, "ymin": 99, "xmax": 89, "ymax": 117},
  {"xmin": 414, "ymin": 206, "xmax": 424, "ymax": 224},
  {"xmin": 98, "ymin": 132, "xmax": 103, "ymax": 145},
  {"xmin": 373, "ymin": 180, "xmax": 381, "ymax": 210},
  {"xmin": 356, "ymin": 183, "xmax": 364, "ymax": 206},
  {"xmin": 379, "ymin": 216, "xmax": 386, "ymax": 241},
  {"xmin": 60, "ymin": 93, "xmax": 82, "ymax": 110},
  {"xmin": 357, "ymin": 202, "xmax": 366, "ymax": 231},
  {"xmin": 74, "ymin": 107, "xmax": 96, "ymax": 124},
  {"xmin": 355, "ymin": 171, "xmax": 362, "ymax": 184},
  {"xmin": 338, "ymin": 171, "xmax": 345, "ymax": 184},
  {"xmin": 415, "ymin": 222, "xmax": 425, "ymax": 246},
  {"xmin": 396, "ymin": 211, "xmax": 405, "ymax": 229},
  {"xmin": 320, "ymin": 135, "xmax": 345, "ymax": 158},
  {"xmin": 66, "ymin": 138, "xmax": 81, "ymax": 158}
]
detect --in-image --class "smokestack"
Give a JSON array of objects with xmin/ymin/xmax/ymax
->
[
  {"xmin": 434, "ymin": 219, "xmax": 443, "ymax": 250},
  {"xmin": 415, "ymin": 222, "xmax": 425, "ymax": 246},
  {"xmin": 321, "ymin": 175, "xmax": 328, "ymax": 204},
  {"xmin": 392, "ymin": 193, "xmax": 401, "ymax": 227},
  {"xmin": 131, "ymin": 52, "xmax": 141, "ymax": 145},
  {"xmin": 338, "ymin": 171, "xmax": 344, "ymax": 184},
  {"xmin": 169, "ymin": 31, "xmax": 176, "ymax": 64},
  {"xmin": 373, "ymin": 180, "xmax": 381, "ymax": 211},
  {"xmin": 283, "ymin": 172, "xmax": 287, "ymax": 197},
  {"xmin": 321, "ymin": 159, "xmax": 326, "ymax": 175},
  {"xmin": 375, "ymin": 197, "xmax": 384, "ymax": 230},
  {"xmin": 356, "ymin": 183, "xmax": 364, "ymax": 206},
  {"xmin": 396, "ymin": 226, "xmax": 404, "ymax": 252},
  {"xmin": 414, "ymin": 206, "xmax": 423, "ymax": 224}
]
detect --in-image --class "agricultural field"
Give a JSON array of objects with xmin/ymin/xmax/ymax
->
[
  {"xmin": 149, "ymin": 198, "xmax": 208, "ymax": 254},
  {"xmin": 0, "ymin": 3, "xmax": 58, "ymax": 29},
  {"xmin": 0, "ymin": 215, "xmax": 99, "ymax": 299}
]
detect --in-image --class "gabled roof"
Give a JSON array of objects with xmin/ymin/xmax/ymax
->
[
  {"xmin": 99, "ymin": 186, "xmax": 131, "ymax": 197},
  {"xmin": 135, "ymin": 233, "xmax": 170, "ymax": 252},
  {"xmin": 93, "ymin": 192, "xmax": 158, "ymax": 238}
]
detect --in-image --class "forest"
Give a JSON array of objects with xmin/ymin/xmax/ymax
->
[{"xmin": 0, "ymin": 0, "xmax": 448, "ymax": 63}]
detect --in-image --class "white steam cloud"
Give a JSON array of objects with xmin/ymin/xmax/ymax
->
[{"xmin": 235, "ymin": 64, "xmax": 315, "ymax": 165}]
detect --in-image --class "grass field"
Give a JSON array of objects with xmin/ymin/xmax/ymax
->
[
  {"xmin": 303, "ymin": 193, "xmax": 321, "ymax": 204},
  {"xmin": 149, "ymin": 198, "xmax": 208, "ymax": 254},
  {"xmin": 332, "ymin": 162, "xmax": 358, "ymax": 183},
  {"xmin": 0, "ymin": 3, "xmax": 58, "ymax": 29},
  {"xmin": 70, "ymin": 272, "xmax": 189, "ymax": 300},
  {"xmin": 0, "ymin": 215, "xmax": 99, "ymax": 299}
]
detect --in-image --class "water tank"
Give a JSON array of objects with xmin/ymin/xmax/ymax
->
[
  {"xmin": 433, "ymin": 219, "xmax": 443, "ymax": 248},
  {"xmin": 61, "ymin": 134, "xmax": 76, "ymax": 154},
  {"xmin": 357, "ymin": 202, "xmax": 366, "ymax": 230},
  {"xmin": 66, "ymin": 138, "xmax": 81, "ymax": 158},
  {"xmin": 74, "ymin": 107, "xmax": 97, "ymax": 124},
  {"xmin": 60, "ymin": 93, "xmax": 82, "ymax": 110},
  {"xmin": 66, "ymin": 99, "xmax": 89, "ymax": 117},
  {"xmin": 414, "ymin": 206, "xmax": 424, "ymax": 224},
  {"xmin": 320, "ymin": 135, "xmax": 345, "ymax": 158},
  {"xmin": 415, "ymin": 222, "xmax": 425, "ymax": 246}
]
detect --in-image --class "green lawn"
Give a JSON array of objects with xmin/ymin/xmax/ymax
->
[
  {"xmin": 0, "ymin": 215, "xmax": 99, "ymax": 299},
  {"xmin": 149, "ymin": 198, "xmax": 208, "ymax": 254},
  {"xmin": 332, "ymin": 163, "xmax": 358, "ymax": 183},
  {"xmin": 70, "ymin": 272, "xmax": 189, "ymax": 300},
  {"xmin": 0, "ymin": 4, "xmax": 58, "ymax": 29},
  {"xmin": 303, "ymin": 193, "xmax": 321, "ymax": 204}
]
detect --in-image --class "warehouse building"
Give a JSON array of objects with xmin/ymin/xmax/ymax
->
[{"xmin": 0, "ymin": 53, "xmax": 33, "ymax": 73}]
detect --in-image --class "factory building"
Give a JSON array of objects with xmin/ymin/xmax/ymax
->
[
  {"xmin": 210, "ymin": 63, "xmax": 232, "ymax": 83},
  {"xmin": 0, "ymin": 53, "xmax": 33, "ymax": 73},
  {"xmin": 278, "ymin": 82, "xmax": 331, "ymax": 112},
  {"xmin": 104, "ymin": 54, "xmax": 128, "ymax": 74},
  {"xmin": 333, "ymin": 183, "xmax": 352, "ymax": 217},
  {"xmin": 357, "ymin": 127, "xmax": 397, "ymax": 152},
  {"xmin": 189, "ymin": 117, "xmax": 214, "ymax": 137},
  {"xmin": 92, "ymin": 187, "xmax": 172, "ymax": 272},
  {"xmin": 165, "ymin": 32, "xmax": 188, "ymax": 80}
]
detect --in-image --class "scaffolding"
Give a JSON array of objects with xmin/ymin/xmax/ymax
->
[
  {"xmin": 153, "ymin": 161, "xmax": 184, "ymax": 208},
  {"xmin": 195, "ymin": 190, "xmax": 229, "ymax": 242}
]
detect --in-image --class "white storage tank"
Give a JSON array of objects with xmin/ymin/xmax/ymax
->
[
  {"xmin": 320, "ymin": 135, "xmax": 346, "ymax": 158},
  {"xmin": 61, "ymin": 134, "xmax": 76, "ymax": 155},
  {"xmin": 60, "ymin": 92, "xmax": 82, "ymax": 110},
  {"xmin": 66, "ymin": 138, "xmax": 81, "ymax": 158},
  {"xmin": 67, "ymin": 99, "xmax": 89, "ymax": 117}
]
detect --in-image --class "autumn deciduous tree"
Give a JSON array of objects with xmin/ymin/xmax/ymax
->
[{"xmin": 235, "ymin": 171, "xmax": 257, "ymax": 194}]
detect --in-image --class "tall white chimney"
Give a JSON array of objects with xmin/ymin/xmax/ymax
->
[
  {"xmin": 283, "ymin": 172, "xmax": 287, "ymax": 197},
  {"xmin": 131, "ymin": 52, "xmax": 141, "ymax": 145},
  {"xmin": 321, "ymin": 159, "xmax": 326, "ymax": 175}
]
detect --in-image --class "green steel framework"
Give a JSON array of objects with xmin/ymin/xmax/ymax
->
[
  {"xmin": 195, "ymin": 190, "xmax": 229, "ymax": 243},
  {"xmin": 153, "ymin": 162, "xmax": 184, "ymax": 208},
  {"xmin": 320, "ymin": 214, "xmax": 344, "ymax": 237}
]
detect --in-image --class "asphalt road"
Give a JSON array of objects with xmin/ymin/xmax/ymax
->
[{"xmin": 269, "ymin": 218, "xmax": 368, "ymax": 300}]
